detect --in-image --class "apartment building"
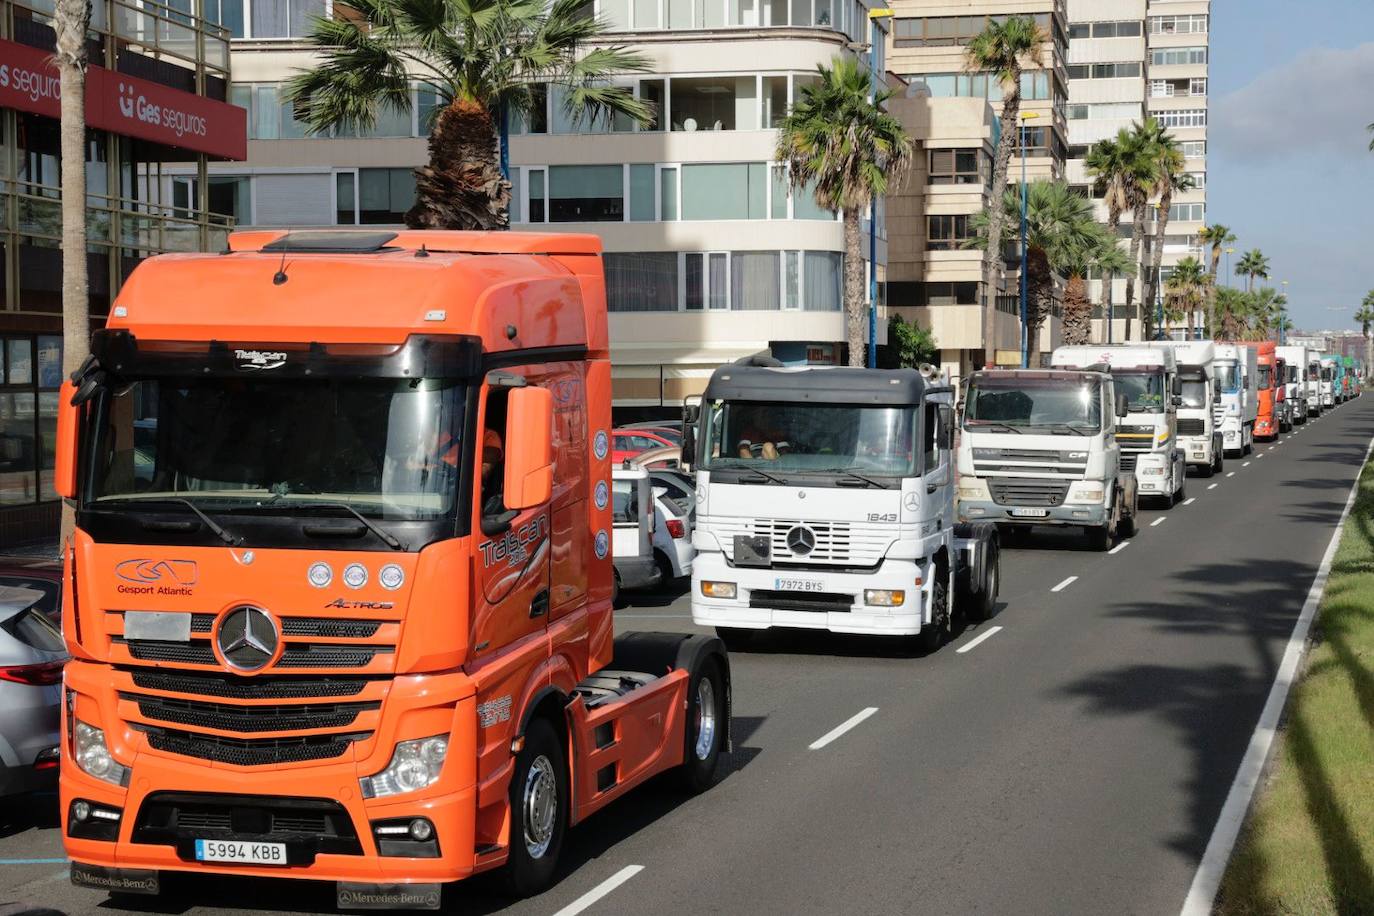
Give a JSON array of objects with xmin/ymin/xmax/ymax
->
[
  {"xmin": 221, "ymin": 0, "xmax": 891, "ymax": 412},
  {"xmin": 1065, "ymin": 0, "xmax": 1210, "ymax": 340},
  {"xmin": 884, "ymin": 0, "xmax": 1069, "ymax": 382},
  {"xmin": 0, "ymin": 0, "xmax": 243, "ymax": 545}
]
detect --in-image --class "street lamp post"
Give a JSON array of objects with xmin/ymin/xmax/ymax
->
[
  {"xmin": 866, "ymin": 8, "xmax": 894, "ymax": 369},
  {"xmin": 1224, "ymin": 247, "xmax": 1235, "ymax": 288},
  {"xmin": 1019, "ymin": 111, "xmax": 1038, "ymax": 368}
]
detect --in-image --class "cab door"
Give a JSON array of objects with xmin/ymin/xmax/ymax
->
[{"xmin": 920, "ymin": 397, "xmax": 955, "ymax": 534}]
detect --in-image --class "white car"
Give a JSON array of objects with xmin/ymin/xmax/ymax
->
[
  {"xmin": 611, "ymin": 468, "xmax": 694, "ymax": 596},
  {"xmin": 650, "ymin": 472, "xmax": 695, "ymax": 585}
]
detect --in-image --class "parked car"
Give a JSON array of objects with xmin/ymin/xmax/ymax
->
[
  {"xmin": 0, "ymin": 585, "xmax": 66, "ymax": 796},
  {"xmin": 622, "ymin": 419, "xmax": 685, "ymax": 433},
  {"xmin": 651, "ymin": 477, "xmax": 694, "ymax": 587},
  {"xmin": 611, "ymin": 467, "xmax": 694, "ymax": 595},
  {"xmin": 612, "ymin": 428, "xmax": 679, "ymax": 464},
  {"xmin": 629, "ymin": 445, "xmax": 684, "ymax": 470},
  {"xmin": 0, "ymin": 556, "xmax": 62, "ymax": 625}
]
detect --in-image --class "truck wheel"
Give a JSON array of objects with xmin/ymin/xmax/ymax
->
[
  {"xmin": 612, "ymin": 570, "xmax": 623, "ymax": 609},
  {"xmin": 503, "ymin": 718, "xmax": 568, "ymax": 898},
  {"xmin": 677, "ymin": 657, "xmax": 725, "ymax": 794},
  {"xmin": 1087, "ymin": 524, "xmax": 1112, "ymax": 551},
  {"xmin": 653, "ymin": 551, "xmax": 676, "ymax": 592},
  {"xmin": 1213, "ymin": 449, "xmax": 1224, "ymax": 474},
  {"xmin": 1119, "ymin": 492, "xmax": 1138, "ymax": 538},
  {"xmin": 715, "ymin": 627, "xmax": 755, "ymax": 652},
  {"xmin": 967, "ymin": 541, "xmax": 999, "ymax": 622},
  {"xmin": 914, "ymin": 564, "xmax": 949, "ymax": 654}
]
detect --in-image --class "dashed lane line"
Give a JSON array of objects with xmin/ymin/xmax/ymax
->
[
  {"xmin": 1051, "ymin": 576, "xmax": 1078, "ymax": 593},
  {"xmin": 956, "ymin": 626, "xmax": 1004, "ymax": 655},
  {"xmin": 553, "ymin": 865, "xmax": 646, "ymax": 916},
  {"xmin": 1151, "ymin": 517, "xmax": 1166, "ymax": 527},
  {"xmin": 809, "ymin": 707, "xmax": 879, "ymax": 750}
]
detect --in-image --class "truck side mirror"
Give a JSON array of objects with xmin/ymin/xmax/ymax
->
[
  {"xmin": 1115, "ymin": 393, "xmax": 1129, "ymax": 418},
  {"xmin": 54, "ymin": 381, "xmax": 79, "ymax": 500},
  {"xmin": 1172, "ymin": 375, "xmax": 1183, "ymax": 397},
  {"xmin": 503, "ymin": 386, "xmax": 554, "ymax": 510},
  {"xmin": 1213, "ymin": 386, "xmax": 1221, "ymax": 404},
  {"xmin": 1172, "ymin": 395, "xmax": 1183, "ymax": 407}
]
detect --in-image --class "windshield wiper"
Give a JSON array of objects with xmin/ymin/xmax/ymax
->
[
  {"xmin": 735, "ymin": 468, "xmax": 789, "ymax": 486},
  {"xmin": 275, "ymin": 501, "xmax": 407, "ymax": 551},
  {"xmin": 100, "ymin": 497, "xmax": 239, "ymax": 546},
  {"xmin": 1037, "ymin": 423, "xmax": 1095, "ymax": 436},
  {"xmin": 969, "ymin": 422, "xmax": 1023, "ymax": 434},
  {"xmin": 828, "ymin": 469, "xmax": 888, "ymax": 488}
]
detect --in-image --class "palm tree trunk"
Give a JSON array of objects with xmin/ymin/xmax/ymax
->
[
  {"xmin": 1124, "ymin": 203, "xmax": 1147, "ymax": 341},
  {"xmin": 1366, "ymin": 324, "xmax": 1372, "ymax": 383},
  {"xmin": 56, "ymin": 0, "xmax": 91, "ymax": 548},
  {"xmin": 981, "ymin": 77, "xmax": 1023, "ymax": 368},
  {"xmin": 1063, "ymin": 273, "xmax": 1090, "ymax": 345},
  {"xmin": 1101, "ymin": 208, "xmax": 1121, "ymax": 344},
  {"xmin": 1143, "ymin": 191, "xmax": 1173, "ymax": 340},
  {"xmin": 843, "ymin": 207, "xmax": 865, "ymax": 367},
  {"xmin": 1206, "ymin": 246, "xmax": 1222, "ymax": 338},
  {"xmin": 407, "ymin": 99, "xmax": 510, "ymax": 230}
]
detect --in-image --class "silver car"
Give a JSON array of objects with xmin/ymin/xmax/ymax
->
[{"xmin": 0, "ymin": 586, "xmax": 66, "ymax": 796}]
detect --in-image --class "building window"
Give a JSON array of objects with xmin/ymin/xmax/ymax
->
[
  {"xmin": 893, "ymin": 13, "xmax": 1059, "ymax": 48},
  {"xmin": 1150, "ymin": 14, "xmax": 1207, "ymax": 35},
  {"xmin": 803, "ymin": 251, "xmax": 842, "ymax": 311},
  {"xmin": 1066, "ymin": 62, "xmax": 1142, "ymax": 80},
  {"xmin": 249, "ymin": 0, "xmax": 327, "ymax": 39},
  {"xmin": 548, "ymin": 164, "xmax": 624, "ymax": 222},
  {"xmin": 203, "ymin": 0, "xmax": 246, "ymax": 36},
  {"xmin": 731, "ymin": 251, "xmax": 781, "ymax": 310},
  {"xmin": 681, "ymin": 163, "xmax": 767, "ymax": 220},
  {"xmin": 0, "ymin": 335, "xmax": 61, "ymax": 506},
  {"xmin": 1155, "ymin": 109, "xmax": 1207, "ymax": 129},
  {"xmin": 927, "ymin": 215, "xmax": 972, "ymax": 251},
  {"xmin": 1150, "ymin": 47, "xmax": 1208, "ymax": 66},
  {"xmin": 172, "ymin": 176, "xmax": 251, "ymax": 223},
  {"xmin": 1180, "ymin": 140, "xmax": 1206, "ymax": 158},
  {"xmin": 670, "ymin": 76, "xmax": 758, "ymax": 132},
  {"xmin": 334, "ymin": 168, "xmax": 417, "ymax": 224},
  {"xmin": 606, "ymin": 252, "xmax": 680, "ymax": 311},
  {"xmin": 1188, "ymin": 171, "xmax": 1205, "ymax": 189},
  {"xmin": 928, "ymin": 149, "xmax": 984, "ymax": 185}
]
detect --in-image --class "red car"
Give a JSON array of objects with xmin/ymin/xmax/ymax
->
[{"xmin": 612, "ymin": 427, "xmax": 681, "ymax": 464}]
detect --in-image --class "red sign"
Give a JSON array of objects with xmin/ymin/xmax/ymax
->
[{"xmin": 0, "ymin": 38, "xmax": 245, "ymax": 160}]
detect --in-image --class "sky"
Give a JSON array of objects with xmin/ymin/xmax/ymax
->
[{"xmin": 1209, "ymin": 0, "xmax": 1374, "ymax": 331}]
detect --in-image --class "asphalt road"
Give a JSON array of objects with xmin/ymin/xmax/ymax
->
[{"xmin": 4, "ymin": 398, "xmax": 1371, "ymax": 916}]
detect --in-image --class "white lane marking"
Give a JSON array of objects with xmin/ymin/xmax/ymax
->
[
  {"xmin": 1051, "ymin": 576, "xmax": 1078, "ymax": 593},
  {"xmin": 956, "ymin": 625, "xmax": 1004, "ymax": 654},
  {"xmin": 1183, "ymin": 497, "xmax": 1196, "ymax": 506},
  {"xmin": 809, "ymin": 707, "xmax": 879, "ymax": 750},
  {"xmin": 553, "ymin": 865, "xmax": 646, "ymax": 916},
  {"xmin": 1151, "ymin": 517, "xmax": 1166, "ymax": 527},
  {"xmin": 1179, "ymin": 431, "xmax": 1374, "ymax": 916},
  {"xmin": 1109, "ymin": 540, "xmax": 1131, "ymax": 555},
  {"xmin": 1208, "ymin": 483, "xmax": 1219, "ymax": 490},
  {"xmin": 1226, "ymin": 472, "xmax": 1236, "ymax": 478},
  {"xmin": 1257, "ymin": 453, "xmax": 1266, "ymax": 459},
  {"xmin": 1243, "ymin": 461, "xmax": 1252, "ymax": 467}
]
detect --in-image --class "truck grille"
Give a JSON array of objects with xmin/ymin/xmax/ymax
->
[
  {"xmin": 129, "ymin": 670, "xmax": 373, "ymax": 700},
  {"xmin": 124, "ymin": 693, "xmax": 379, "ymax": 734},
  {"xmin": 749, "ymin": 590, "xmax": 854, "ymax": 614},
  {"xmin": 989, "ymin": 479, "xmax": 1069, "ymax": 508},
  {"xmin": 971, "ymin": 448, "xmax": 1088, "ymax": 478},
  {"xmin": 186, "ymin": 614, "xmax": 383, "ymax": 639},
  {"xmin": 1120, "ymin": 454, "xmax": 1137, "ymax": 473},
  {"xmin": 708, "ymin": 517, "xmax": 895, "ymax": 566},
  {"xmin": 1177, "ymin": 418, "xmax": 1206, "ymax": 437},
  {"xmin": 140, "ymin": 725, "xmax": 365, "ymax": 766},
  {"xmin": 114, "ymin": 638, "xmax": 390, "ymax": 669}
]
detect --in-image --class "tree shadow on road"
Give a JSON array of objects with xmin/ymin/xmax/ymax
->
[{"xmin": 0, "ymin": 790, "xmax": 59, "ymax": 840}]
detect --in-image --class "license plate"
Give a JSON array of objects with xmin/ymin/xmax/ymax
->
[
  {"xmin": 1011, "ymin": 508, "xmax": 1050, "ymax": 518},
  {"xmin": 194, "ymin": 839, "xmax": 287, "ymax": 866},
  {"xmin": 775, "ymin": 577, "xmax": 824, "ymax": 592}
]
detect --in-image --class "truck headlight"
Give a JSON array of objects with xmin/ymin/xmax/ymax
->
[
  {"xmin": 360, "ymin": 735, "xmax": 449, "ymax": 799},
  {"xmin": 1066, "ymin": 483, "xmax": 1104, "ymax": 504},
  {"xmin": 700, "ymin": 581, "xmax": 737, "ymax": 599},
  {"xmin": 74, "ymin": 721, "xmax": 129, "ymax": 787},
  {"xmin": 864, "ymin": 589, "xmax": 905, "ymax": 607},
  {"xmin": 957, "ymin": 478, "xmax": 989, "ymax": 500}
]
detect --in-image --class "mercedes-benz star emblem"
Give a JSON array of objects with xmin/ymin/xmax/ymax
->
[
  {"xmin": 216, "ymin": 606, "xmax": 279, "ymax": 671},
  {"xmin": 786, "ymin": 525, "xmax": 816, "ymax": 556}
]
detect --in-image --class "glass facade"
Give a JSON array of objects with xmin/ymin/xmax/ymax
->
[{"xmin": 605, "ymin": 250, "xmax": 843, "ymax": 313}]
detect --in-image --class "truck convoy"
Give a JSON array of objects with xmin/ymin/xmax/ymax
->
[
  {"xmin": 53, "ymin": 230, "xmax": 732, "ymax": 907},
  {"xmin": 1050, "ymin": 346, "xmax": 1188, "ymax": 505},
  {"xmin": 687, "ymin": 362, "xmax": 1000, "ymax": 652},
  {"xmin": 955, "ymin": 367, "xmax": 1138, "ymax": 550},
  {"xmin": 1275, "ymin": 345, "xmax": 1311, "ymax": 425},
  {"xmin": 1147, "ymin": 340, "xmax": 1224, "ymax": 476},
  {"xmin": 1214, "ymin": 344, "xmax": 1259, "ymax": 456}
]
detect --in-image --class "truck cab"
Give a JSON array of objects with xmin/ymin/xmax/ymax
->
[
  {"xmin": 1147, "ymin": 340, "xmax": 1223, "ymax": 476},
  {"xmin": 688, "ymin": 364, "xmax": 998, "ymax": 651},
  {"xmin": 1275, "ymin": 345, "xmax": 1310, "ymax": 424},
  {"xmin": 1050, "ymin": 346, "xmax": 1188, "ymax": 505},
  {"xmin": 1306, "ymin": 356, "xmax": 1325, "ymax": 415},
  {"xmin": 1319, "ymin": 355, "xmax": 1339, "ymax": 408},
  {"xmin": 1214, "ymin": 344, "xmax": 1258, "ymax": 455},
  {"xmin": 1244, "ymin": 341, "xmax": 1281, "ymax": 441},
  {"xmin": 956, "ymin": 368, "xmax": 1138, "ymax": 550}
]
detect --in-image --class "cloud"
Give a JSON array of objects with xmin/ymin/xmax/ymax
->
[{"xmin": 1211, "ymin": 43, "xmax": 1374, "ymax": 164}]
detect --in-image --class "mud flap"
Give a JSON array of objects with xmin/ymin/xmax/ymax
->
[
  {"xmin": 337, "ymin": 882, "xmax": 443, "ymax": 910},
  {"xmin": 70, "ymin": 862, "xmax": 160, "ymax": 895},
  {"xmin": 953, "ymin": 521, "xmax": 995, "ymax": 595}
]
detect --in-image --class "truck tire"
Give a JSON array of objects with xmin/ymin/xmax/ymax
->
[
  {"xmin": 612, "ymin": 570, "xmax": 622, "ymax": 609},
  {"xmin": 503, "ymin": 718, "xmax": 568, "ymax": 898},
  {"xmin": 677, "ymin": 657, "xmax": 725, "ymax": 793},
  {"xmin": 1087, "ymin": 523, "xmax": 1112, "ymax": 551},
  {"xmin": 914, "ymin": 562, "xmax": 950, "ymax": 654},
  {"xmin": 967, "ymin": 540, "xmax": 999, "ymax": 621},
  {"xmin": 653, "ymin": 550, "xmax": 676, "ymax": 591},
  {"xmin": 715, "ymin": 627, "xmax": 755, "ymax": 652},
  {"xmin": 1119, "ymin": 493, "xmax": 1138, "ymax": 538}
]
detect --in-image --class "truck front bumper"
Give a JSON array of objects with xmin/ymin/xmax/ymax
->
[
  {"xmin": 1256, "ymin": 417, "xmax": 1276, "ymax": 438},
  {"xmin": 1178, "ymin": 435, "xmax": 1214, "ymax": 467},
  {"xmin": 1132, "ymin": 452, "xmax": 1173, "ymax": 496},
  {"xmin": 1221, "ymin": 418, "xmax": 1244, "ymax": 450},
  {"xmin": 691, "ymin": 552, "xmax": 930, "ymax": 636},
  {"xmin": 958, "ymin": 499, "xmax": 1107, "ymax": 527}
]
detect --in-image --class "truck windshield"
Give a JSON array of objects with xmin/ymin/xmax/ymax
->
[
  {"xmin": 1258, "ymin": 365, "xmax": 1272, "ymax": 389},
  {"xmin": 1285, "ymin": 365, "xmax": 1299, "ymax": 384},
  {"xmin": 1213, "ymin": 364, "xmax": 1241, "ymax": 393},
  {"xmin": 1309, "ymin": 364, "xmax": 1321, "ymax": 381},
  {"xmin": 1113, "ymin": 370, "xmax": 1166, "ymax": 412},
  {"xmin": 88, "ymin": 377, "xmax": 465, "ymax": 519},
  {"xmin": 1179, "ymin": 372, "xmax": 1208, "ymax": 409},
  {"xmin": 702, "ymin": 400, "xmax": 917, "ymax": 477},
  {"xmin": 963, "ymin": 378, "xmax": 1101, "ymax": 432}
]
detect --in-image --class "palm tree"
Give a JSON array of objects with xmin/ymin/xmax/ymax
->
[
  {"xmin": 1086, "ymin": 129, "xmax": 1153, "ymax": 341},
  {"xmin": 1235, "ymin": 248, "xmax": 1271, "ymax": 293},
  {"xmin": 1138, "ymin": 124, "xmax": 1194, "ymax": 338},
  {"xmin": 1163, "ymin": 256, "xmax": 1206, "ymax": 339},
  {"xmin": 287, "ymin": 0, "xmax": 652, "ymax": 229},
  {"xmin": 1060, "ymin": 224, "xmax": 1131, "ymax": 345},
  {"xmin": 965, "ymin": 15, "xmax": 1046, "ymax": 367},
  {"xmin": 777, "ymin": 57, "xmax": 912, "ymax": 367},
  {"xmin": 1119, "ymin": 122, "xmax": 1159, "ymax": 339},
  {"xmin": 55, "ymin": 0, "xmax": 92, "ymax": 544},
  {"xmin": 967, "ymin": 180, "xmax": 1100, "ymax": 363},
  {"xmin": 1248, "ymin": 287, "xmax": 1286, "ymax": 337},
  {"xmin": 1356, "ymin": 290, "xmax": 1374, "ymax": 380},
  {"xmin": 1216, "ymin": 286, "xmax": 1251, "ymax": 340},
  {"xmin": 1198, "ymin": 223, "xmax": 1235, "ymax": 337}
]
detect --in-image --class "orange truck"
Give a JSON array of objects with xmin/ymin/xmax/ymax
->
[
  {"xmin": 1236, "ymin": 341, "xmax": 1282, "ymax": 440},
  {"xmin": 53, "ymin": 230, "xmax": 731, "ymax": 908}
]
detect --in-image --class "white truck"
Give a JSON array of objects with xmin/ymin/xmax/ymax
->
[
  {"xmin": 956, "ymin": 368, "xmax": 1139, "ymax": 551},
  {"xmin": 1319, "ymin": 355, "xmax": 1340, "ymax": 408},
  {"xmin": 685, "ymin": 363, "xmax": 999, "ymax": 653},
  {"xmin": 1149, "ymin": 340, "xmax": 1224, "ymax": 476},
  {"xmin": 1305, "ymin": 354, "xmax": 1325, "ymax": 416},
  {"xmin": 1276, "ymin": 345, "xmax": 1310, "ymax": 425},
  {"xmin": 1214, "ymin": 344, "xmax": 1258, "ymax": 456},
  {"xmin": 1051, "ymin": 345, "xmax": 1188, "ymax": 505}
]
